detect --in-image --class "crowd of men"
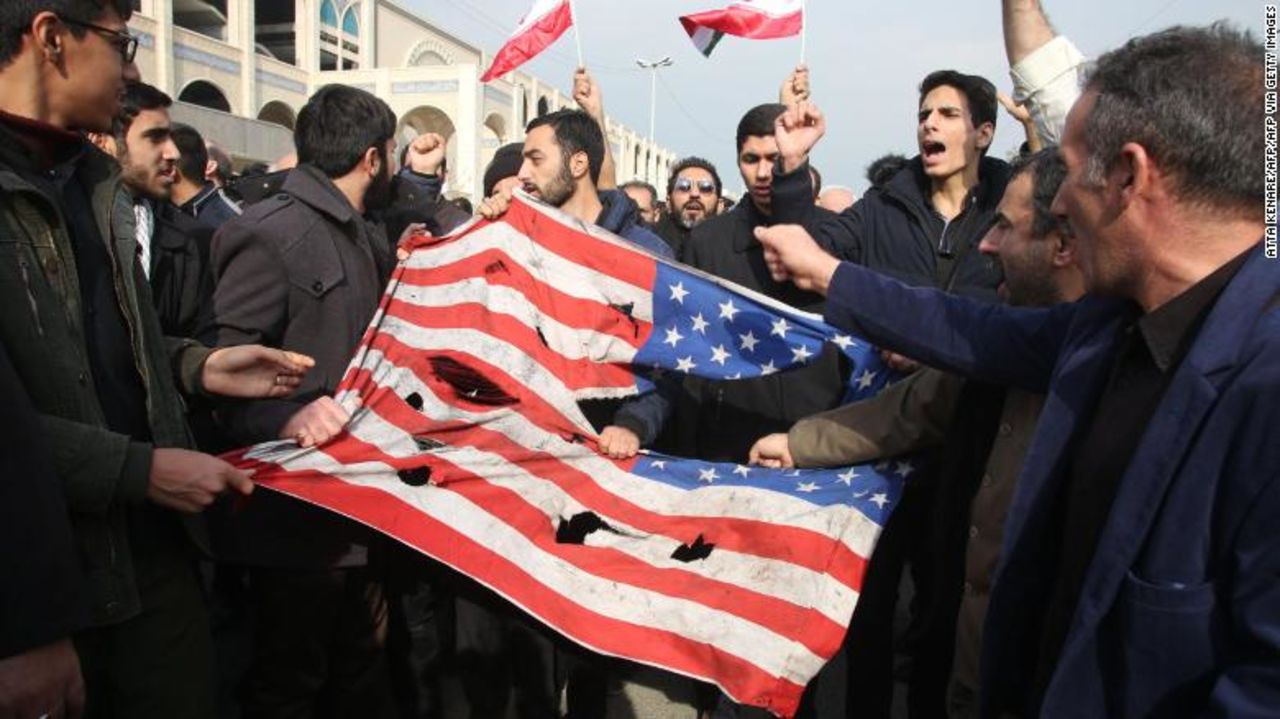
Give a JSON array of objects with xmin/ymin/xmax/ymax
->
[{"xmin": 1, "ymin": 0, "xmax": 1275, "ymax": 718}]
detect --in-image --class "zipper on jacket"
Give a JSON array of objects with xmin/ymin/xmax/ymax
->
[{"xmin": 16, "ymin": 253, "xmax": 46, "ymax": 337}]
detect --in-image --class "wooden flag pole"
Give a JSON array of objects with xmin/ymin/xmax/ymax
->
[{"xmin": 569, "ymin": 0, "xmax": 585, "ymax": 67}]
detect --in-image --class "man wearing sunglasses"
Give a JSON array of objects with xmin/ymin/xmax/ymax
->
[{"xmin": 652, "ymin": 156, "xmax": 722, "ymax": 257}]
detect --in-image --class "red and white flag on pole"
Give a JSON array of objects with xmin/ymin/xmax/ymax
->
[
  {"xmin": 481, "ymin": 0, "xmax": 575, "ymax": 82},
  {"xmin": 679, "ymin": 0, "xmax": 804, "ymax": 57}
]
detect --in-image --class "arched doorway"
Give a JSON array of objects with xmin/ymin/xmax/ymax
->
[
  {"xmin": 257, "ymin": 100, "xmax": 296, "ymax": 130},
  {"xmin": 398, "ymin": 106, "xmax": 458, "ymax": 183},
  {"xmin": 178, "ymin": 80, "xmax": 232, "ymax": 113}
]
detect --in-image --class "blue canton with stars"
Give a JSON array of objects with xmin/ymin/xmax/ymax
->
[
  {"xmin": 633, "ymin": 263, "xmax": 892, "ymax": 397},
  {"xmin": 630, "ymin": 454, "xmax": 912, "ymax": 521}
]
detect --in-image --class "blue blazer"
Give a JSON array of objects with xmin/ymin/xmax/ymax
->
[{"xmin": 822, "ymin": 245, "xmax": 1280, "ymax": 718}]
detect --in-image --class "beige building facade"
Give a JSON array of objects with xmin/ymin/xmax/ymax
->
[{"xmin": 127, "ymin": 0, "xmax": 679, "ymax": 199}]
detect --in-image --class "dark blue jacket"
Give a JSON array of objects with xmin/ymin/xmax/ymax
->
[
  {"xmin": 820, "ymin": 246, "xmax": 1280, "ymax": 718},
  {"xmin": 772, "ymin": 156, "xmax": 1009, "ymax": 301}
]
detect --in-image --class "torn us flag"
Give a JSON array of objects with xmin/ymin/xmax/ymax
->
[{"xmin": 226, "ymin": 191, "xmax": 906, "ymax": 718}]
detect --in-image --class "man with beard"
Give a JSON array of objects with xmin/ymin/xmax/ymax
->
[
  {"xmin": 758, "ymin": 24, "xmax": 1278, "ymax": 717},
  {"xmin": 89, "ymin": 83, "xmax": 214, "ymax": 341},
  {"xmin": 169, "ymin": 122, "xmax": 241, "ymax": 231},
  {"xmin": 651, "ymin": 156, "xmax": 721, "ymax": 257},
  {"xmin": 750, "ymin": 149, "xmax": 1080, "ymax": 717},
  {"xmin": 208, "ymin": 84, "xmax": 399, "ymax": 717}
]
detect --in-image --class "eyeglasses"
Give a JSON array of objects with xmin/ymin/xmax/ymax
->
[
  {"xmin": 60, "ymin": 17, "xmax": 139, "ymax": 63},
  {"xmin": 674, "ymin": 177, "xmax": 717, "ymax": 194}
]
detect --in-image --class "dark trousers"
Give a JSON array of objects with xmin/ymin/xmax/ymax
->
[
  {"xmin": 453, "ymin": 584, "xmax": 561, "ymax": 719},
  {"xmin": 76, "ymin": 523, "xmax": 214, "ymax": 719},
  {"xmin": 241, "ymin": 565, "xmax": 395, "ymax": 719},
  {"xmin": 384, "ymin": 546, "xmax": 453, "ymax": 719}
]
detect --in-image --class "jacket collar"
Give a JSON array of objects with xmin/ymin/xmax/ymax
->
[
  {"xmin": 282, "ymin": 164, "xmax": 358, "ymax": 225},
  {"xmin": 730, "ymin": 196, "xmax": 773, "ymax": 253},
  {"xmin": 595, "ymin": 189, "xmax": 639, "ymax": 236},
  {"xmin": 883, "ymin": 155, "xmax": 1011, "ymax": 224}
]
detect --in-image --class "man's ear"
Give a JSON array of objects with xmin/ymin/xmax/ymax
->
[
  {"xmin": 364, "ymin": 146, "xmax": 381, "ymax": 178},
  {"xmin": 31, "ymin": 12, "xmax": 65, "ymax": 64},
  {"xmin": 975, "ymin": 121, "xmax": 995, "ymax": 152},
  {"xmin": 570, "ymin": 150, "xmax": 590, "ymax": 181},
  {"xmin": 87, "ymin": 132, "xmax": 117, "ymax": 157},
  {"xmin": 204, "ymin": 159, "xmax": 219, "ymax": 181}
]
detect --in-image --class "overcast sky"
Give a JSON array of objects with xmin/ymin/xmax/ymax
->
[{"xmin": 406, "ymin": 0, "xmax": 1261, "ymax": 197}]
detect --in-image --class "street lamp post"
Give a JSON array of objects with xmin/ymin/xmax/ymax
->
[{"xmin": 635, "ymin": 56, "xmax": 674, "ymax": 145}]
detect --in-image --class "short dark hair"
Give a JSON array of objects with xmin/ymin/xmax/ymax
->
[
  {"xmin": 736, "ymin": 103, "xmax": 786, "ymax": 153},
  {"xmin": 666, "ymin": 156, "xmax": 722, "ymax": 198},
  {"xmin": 525, "ymin": 109, "xmax": 604, "ymax": 185},
  {"xmin": 809, "ymin": 164, "xmax": 823, "ymax": 194},
  {"xmin": 170, "ymin": 123, "xmax": 208, "ymax": 185},
  {"xmin": 1082, "ymin": 23, "xmax": 1262, "ymax": 218},
  {"xmin": 0, "ymin": 0, "xmax": 132, "ymax": 67},
  {"xmin": 918, "ymin": 70, "xmax": 998, "ymax": 145},
  {"xmin": 295, "ymin": 84, "xmax": 396, "ymax": 178},
  {"xmin": 1009, "ymin": 147, "xmax": 1069, "ymax": 240},
  {"xmin": 620, "ymin": 180, "xmax": 657, "ymax": 206},
  {"xmin": 866, "ymin": 153, "xmax": 909, "ymax": 188},
  {"xmin": 114, "ymin": 81, "xmax": 170, "ymax": 142}
]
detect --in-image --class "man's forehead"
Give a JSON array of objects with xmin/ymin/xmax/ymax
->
[
  {"xmin": 919, "ymin": 85, "xmax": 969, "ymax": 111},
  {"xmin": 524, "ymin": 126, "xmax": 556, "ymax": 152},
  {"xmin": 997, "ymin": 172, "xmax": 1035, "ymax": 219},
  {"xmin": 678, "ymin": 167, "xmax": 714, "ymax": 181},
  {"xmin": 740, "ymin": 135, "xmax": 777, "ymax": 155}
]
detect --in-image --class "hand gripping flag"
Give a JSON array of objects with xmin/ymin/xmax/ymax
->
[
  {"xmin": 226, "ymin": 192, "xmax": 910, "ymax": 718},
  {"xmin": 481, "ymin": 0, "xmax": 574, "ymax": 82},
  {"xmin": 680, "ymin": 0, "xmax": 804, "ymax": 57}
]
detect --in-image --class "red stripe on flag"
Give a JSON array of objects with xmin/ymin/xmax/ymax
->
[
  {"xmin": 398, "ymin": 248, "xmax": 652, "ymax": 349},
  {"xmin": 255, "ymin": 468, "xmax": 808, "ymax": 716},
  {"xmin": 501, "ymin": 200, "xmax": 659, "ymax": 291},
  {"xmin": 481, "ymin": 0, "xmax": 574, "ymax": 82},
  {"xmin": 679, "ymin": 4, "xmax": 803, "ymax": 40}
]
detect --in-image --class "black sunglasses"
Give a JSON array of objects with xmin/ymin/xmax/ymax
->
[
  {"xmin": 674, "ymin": 177, "xmax": 716, "ymax": 194},
  {"xmin": 61, "ymin": 17, "xmax": 139, "ymax": 63}
]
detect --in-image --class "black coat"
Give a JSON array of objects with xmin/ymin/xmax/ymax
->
[
  {"xmin": 0, "ymin": 340, "xmax": 87, "ymax": 657},
  {"xmin": 381, "ymin": 169, "xmax": 471, "ymax": 250},
  {"xmin": 148, "ymin": 200, "xmax": 214, "ymax": 343},
  {"xmin": 651, "ymin": 213, "xmax": 692, "ymax": 259},
  {"xmin": 209, "ymin": 164, "xmax": 395, "ymax": 569},
  {"xmin": 772, "ymin": 157, "xmax": 1010, "ymax": 301},
  {"xmin": 675, "ymin": 199, "xmax": 849, "ymax": 462}
]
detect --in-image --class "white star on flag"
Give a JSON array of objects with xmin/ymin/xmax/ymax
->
[
  {"xmin": 771, "ymin": 317, "xmax": 791, "ymax": 338},
  {"xmin": 710, "ymin": 345, "xmax": 731, "ymax": 365},
  {"xmin": 691, "ymin": 313, "xmax": 710, "ymax": 334},
  {"xmin": 832, "ymin": 334, "xmax": 855, "ymax": 350},
  {"xmin": 791, "ymin": 345, "xmax": 814, "ymax": 363},
  {"xmin": 797, "ymin": 481, "xmax": 820, "ymax": 493},
  {"xmin": 718, "ymin": 299, "xmax": 740, "ymax": 321},
  {"xmin": 676, "ymin": 356, "xmax": 697, "ymax": 373},
  {"xmin": 760, "ymin": 360, "xmax": 777, "ymax": 375},
  {"xmin": 837, "ymin": 468, "xmax": 859, "ymax": 486},
  {"xmin": 739, "ymin": 331, "xmax": 759, "ymax": 352},
  {"xmin": 732, "ymin": 465, "xmax": 751, "ymax": 477},
  {"xmin": 664, "ymin": 326, "xmax": 685, "ymax": 347},
  {"xmin": 650, "ymin": 460, "xmax": 667, "ymax": 470},
  {"xmin": 870, "ymin": 493, "xmax": 890, "ymax": 509},
  {"xmin": 669, "ymin": 282, "xmax": 689, "ymax": 303},
  {"xmin": 698, "ymin": 467, "xmax": 719, "ymax": 483},
  {"xmin": 894, "ymin": 461, "xmax": 915, "ymax": 478},
  {"xmin": 857, "ymin": 369, "xmax": 878, "ymax": 390}
]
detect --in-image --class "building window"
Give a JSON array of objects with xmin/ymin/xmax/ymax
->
[
  {"xmin": 342, "ymin": 6, "xmax": 360, "ymax": 37},
  {"xmin": 320, "ymin": 0, "xmax": 339, "ymax": 28}
]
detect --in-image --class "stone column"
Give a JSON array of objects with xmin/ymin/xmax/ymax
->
[
  {"xmin": 152, "ymin": 0, "xmax": 174, "ymax": 95},
  {"xmin": 230, "ymin": 0, "xmax": 256, "ymax": 118},
  {"xmin": 455, "ymin": 63, "xmax": 481, "ymax": 200}
]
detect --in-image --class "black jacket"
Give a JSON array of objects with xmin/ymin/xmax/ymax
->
[
  {"xmin": 772, "ymin": 156, "xmax": 1010, "ymax": 301},
  {"xmin": 148, "ymin": 200, "xmax": 214, "ymax": 343},
  {"xmin": 0, "ymin": 340, "xmax": 87, "ymax": 657},
  {"xmin": 381, "ymin": 169, "xmax": 472, "ymax": 249},
  {"xmin": 675, "ymin": 199, "xmax": 848, "ymax": 462},
  {"xmin": 209, "ymin": 164, "xmax": 395, "ymax": 569},
  {"xmin": 651, "ymin": 213, "xmax": 692, "ymax": 259}
]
